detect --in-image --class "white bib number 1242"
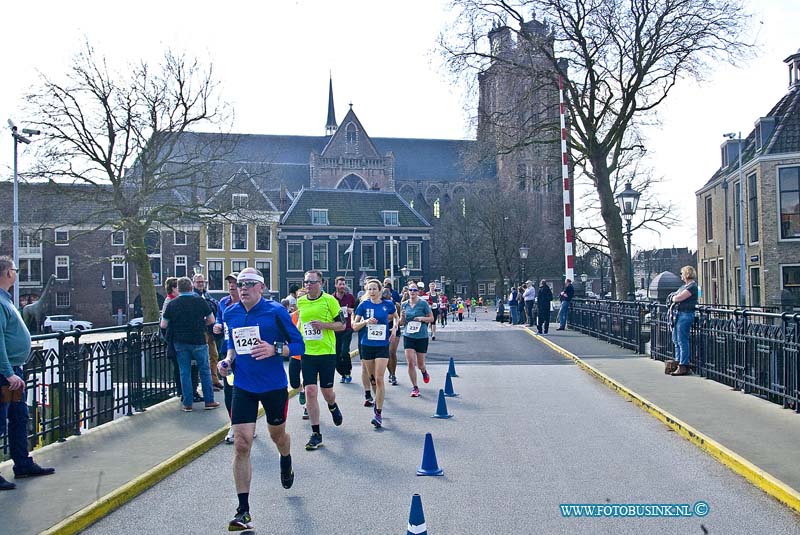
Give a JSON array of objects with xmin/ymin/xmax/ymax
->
[
  {"xmin": 232, "ymin": 326, "xmax": 261, "ymax": 355},
  {"xmin": 303, "ymin": 322, "xmax": 323, "ymax": 340}
]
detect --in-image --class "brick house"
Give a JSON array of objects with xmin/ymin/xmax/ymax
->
[{"xmin": 696, "ymin": 47, "xmax": 800, "ymax": 307}]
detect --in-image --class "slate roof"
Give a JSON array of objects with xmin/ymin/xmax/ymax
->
[
  {"xmin": 280, "ymin": 189, "xmax": 430, "ymax": 229},
  {"xmin": 701, "ymin": 85, "xmax": 800, "ymax": 189},
  {"xmin": 172, "ymin": 131, "xmax": 494, "ymax": 185},
  {"xmin": 0, "ymin": 181, "xmax": 114, "ymax": 226}
]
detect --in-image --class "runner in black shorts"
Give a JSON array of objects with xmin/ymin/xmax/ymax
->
[
  {"xmin": 353, "ymin": 279, "xmax": 399, "ymax": 428},
  {"xmin": 400, "ymin": 282, "xmax": 434, "ymax": 397},
  {"xmin": 217, "ymin": 268, "xmax": 305, "ymax": 532}
]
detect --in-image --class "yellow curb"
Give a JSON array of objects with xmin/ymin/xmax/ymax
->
[
  {"xmin": 524, "ymin": 327, "xmax": 800, "ymax": 515},
  {"xmin": 41, "ymin": 388, "xmax": 290, "ymax": 535}
]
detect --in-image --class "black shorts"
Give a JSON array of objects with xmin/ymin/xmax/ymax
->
[
  {"xmin": 403, "ymin": 336, "xmax": 429, "ymax": 354},
  {"xmin": 431, "ymin": 308, "xmax": 440, "ymax": 320},
  {"xmin": 231, "ymin": 386, "xmax": 288, "ymax": 426},
  {"xmin": 301, "ymin": 354, "xmax": 337, "ymax": 388},
  {"xmin": 288, "ymin": 358, "xmax": 303, "ymax": 389},
  {"xmin": 360, "ymin": 344, "xmax": 389, "ymax": 360}
]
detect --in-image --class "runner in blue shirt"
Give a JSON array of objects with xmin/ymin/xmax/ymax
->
[
  {"xmin": 217, "ymin": 268, "xmax": 304, "ymax": 532},
  {"xmin": 353, "ymin": 279, "xmax": 399, "ymax": 428}
]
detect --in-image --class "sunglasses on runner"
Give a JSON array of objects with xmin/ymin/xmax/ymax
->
[
  {"xmin": 408, "ymin": 288, "xmax": 418, "ymax": 292},
  {"xmin": 236, "ymin": 281, "xmax": 260, "ymax": 289},
  {"xmin": 303, "ymin": 280, "xmax": 321, "ymax": 285}
]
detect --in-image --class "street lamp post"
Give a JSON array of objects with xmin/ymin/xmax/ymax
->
[
  {"xmin": 8, "ymin": 120, "xmax": 41, "ymax": 307},
  {"xmin": 724, "ymin": 131, "xmax": 747, "ymax": 307},
  {"xmin": 519, "ymin": 244, "xmax": 529, "ymax": 284},
  {"xmin": 616, "ymin": 182, "xmax": 641, "ymax": 302},
  {"xmin": 580, "ymin": 272, "xmax": 589, "ymax": 297},
  {"xmin": 401, "ymin": 265, "xmax": 410, "ymax": 289}
]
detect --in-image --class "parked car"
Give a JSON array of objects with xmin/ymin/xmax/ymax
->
[{"xmin": 43, "ymin": 315, "xmax": 93, "ymax": 332}]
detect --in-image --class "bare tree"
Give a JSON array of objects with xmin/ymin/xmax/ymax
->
[
  {"xmin": 25, "ymin": 44, "xmax": 240, "ymax": 321},
  {"xmin": 440, "ymin": 0, "xmax": 751, "ymax": 298}
]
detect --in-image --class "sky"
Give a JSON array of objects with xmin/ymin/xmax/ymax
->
[{"xmin": 1, "ymin": 0, "xmax": 798, "ymax": 253}]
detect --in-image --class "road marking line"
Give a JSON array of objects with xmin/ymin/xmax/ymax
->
[{"xmin": 523, "ymin": 327, "xmax": 800, "ymax": 515}]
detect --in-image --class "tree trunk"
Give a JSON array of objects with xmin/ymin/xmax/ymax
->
[
  {"xmin": 592, "ymin": 156, "xmax": 631, "ymax": 300},
  {"xmin": 128, "ymin": 230, "xmax": 160, "ymax": 322}
]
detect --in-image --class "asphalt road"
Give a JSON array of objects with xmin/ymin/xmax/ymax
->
[{"xmin": 83, "ymin": 322, "xmax": 800, "ymax": 534}]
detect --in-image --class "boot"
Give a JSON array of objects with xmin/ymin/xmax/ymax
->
[{"xmin": 671, "ymin": 364, "xmax": 691, "ymax": 376}]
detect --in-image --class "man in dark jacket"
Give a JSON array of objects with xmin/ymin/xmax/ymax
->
[
  {"xmin": 557, "ymin": 279, "xmax": 574, "ymax": 331},
  {"xmin": 536, "ymin": 280, "xmax": 554, "ymax": 335}
]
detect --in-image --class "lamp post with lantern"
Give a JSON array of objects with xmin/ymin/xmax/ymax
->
[
  {"xmin": 519, "ymin": 244, "xmax": 529, "ymax": 285},
  {"xmin": 616, "ymin": 182, "xmax": 641, "ymax": 301}
]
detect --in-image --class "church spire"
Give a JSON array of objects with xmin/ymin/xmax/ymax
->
[{"xmin": 325, "ymin": 75, "xmax": 337, "ymax": 136}]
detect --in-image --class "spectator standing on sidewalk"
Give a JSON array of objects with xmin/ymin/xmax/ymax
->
[
  {"xmin": 537, "ymin": 280, "xmax": 554, "ymax": 335},
  {"xmin": 161, "ymin": 277, "xmax": 220, "ymax": 412},
  {"xmin": 0, "ymin": 256, "xmax": 55, "ymax": 491},
  {"xmin": 192, "ymin": 273, "xmax": 224, "ymax": 391},
  {"xmin": 296, "ymin": 270, "xmax": 345, "ymax": 451},
  {"xmin": 523, "ymin": 281, "xmax": 537, "ymax": 327},
  {"xmin": 557, "ymin": 279, "xmax": 574, "ymax": 331},
  {"xmin": 333, "ymin": 276, "xmax": 356, "ymax": 383},
  {"xmin": 508, "ymin": 286, "xmax": 519, "ymax": 325},
  {"xmin": 669, "ymin": 266, "xmax": 699, "ymax": 377},
  {"xmin": 218, "ymin": 268, "xmax": 305, "ymax": 531},
  {"xmin": 516, "ymin": 286, "xmax": 526, "ymax": 325}
]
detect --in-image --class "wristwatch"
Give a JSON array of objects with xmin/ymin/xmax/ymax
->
[{"xmin": 273, "ymin": 341, "xmax": 284, "ymax": 356}]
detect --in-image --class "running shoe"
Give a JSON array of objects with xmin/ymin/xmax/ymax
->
[
  {"xmin": 410, "ymin": 386, "xmax": 420, "ymax": 397},
  {"xmin": 305, "ymin": 432, "xmax": 323, "ymax": 450},
  {"xmin": 389, "ymin": 374, "xmax": 398, "ymax": 386},
  {"xmin": 364, "ymin": 398, "xmax": 374, "ymax": 407},
  {"xmin": 302, "ymin": 407, "xmax": 309, "ymax": 420},
  {"xmin": 432, "ymin": 335, "xmax": 436, "ymax": 340},
  {"xmin": 340, "ymin": 375, "xmax": 347, "ymax": 383},
  {"xmin": 371, "ymin": 409, "xmax": 383, "ymax": 428},
  {"xmin": 345, "ymin": 375, "xmax": 352, "ymax": 383},
  {"xmin": 228, "ymin": 509, "xmax": 253, "ymax": 531},
  {"xmin": 422, "ymin": 370, "xmax": 430, "ymax": 384},
  {"xmin": 280, "ymin": 461, "xmax": 294, "ymax": 489},
  {"xmin": 225, "ymin": 427, "xmax": 234, "ymax": 444},
  {"xmin": 298, "ymin": 391, "xmax": 306, "ymax": 405},
  {"xmin": 330, "ymin": 404, "xmax": 343, "ymax": 426}
]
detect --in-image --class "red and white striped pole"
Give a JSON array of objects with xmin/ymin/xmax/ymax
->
[{"xmin": 559, "ymin": 76, "xmax": 574, "ymax": 282}]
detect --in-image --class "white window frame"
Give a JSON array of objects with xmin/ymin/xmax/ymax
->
[
  {"xmin": 478, "ymin": 283, "xmax": 486, "ymax": 295},
  {"xmin": 287, "ymin": 241, "xmax": 304, "ymax": 272},
  {"xmin": 206, "ymin": 259, "xmax": 224, "ymax": 291},
  {"xmin": 112, "ymin": 256, "xmax": 126, "ymax": 280},
  {"xmin": 232, "ymin": 193, "xmax": 249, "ymax": 208},
  {"xmin": 781, "ymin": 263, "xmax": 800, "ymax": 300},
  {"xmin": 174, "ymin": 230, "xmax": 187, "ymax": 246},
  {"xmin": 112, "ymin": 230, "xmax": 125, "ymax": 246},
  {"xmin": 231, "ymin": 223, "xmax": 248, "ymax": 251},
  {"xmin": 487, "ymin": 282, "xmax": 496, "ymax": 296},
  {"xmin": 360, "ymin": 242, "xmax": 376, "ymax": 271},
  {"xmin": 311, "ymin": 209, "xmax": 329, "ymax": 226},
  {"xmin": 231, "ymin": 259, "xmax": 248, "ymax": 274},
  {"xmin": 255, "ymin": 259, "xmax": 272, "ymax": 289},
  {"xmin": 312, "ymin": 242, "xmax": 329, "ymax": 271},
  {"xmin": 174, "ymin": 255, "xmax": 187, "ymax": 278},
  {"xmin": 207, "ymin": 223, "xmax": 224, "ymax": 251},
  {"xmin": 54, "ymin": 229, "xmax": 69, "ymax": 246},
  {"xmin": 383, "ymin": 210, "xmax": 399, "ymax": 226},
  {"xmin": 55, "ymin": 256, "xmax": 70, "ymax": 280},
  {"xmin": 55, "ymin": 292, "xmax": 70, "ymax": 308},
  {"xmin": 337, "ymin": 242, "xmax": 352, "ymax": 271},
  {"xmin": 777, "ymin": 165, "xmax": 800, "ymax": 242},
  {"xmin": 255, "ymin": 225, "xmax": 272, "ymax": 252},
  {"xmin": 407, "ymin": 242, "xmax": 422, "ymax": 270}
]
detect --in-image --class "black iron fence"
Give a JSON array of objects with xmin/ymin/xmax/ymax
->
[
  {"xmin": 569, "ymin": 299, "xmax": 800, "ymax": 412},
  {"xmin": 2, "ymin": 322, "xmax": 173, "ymax": 460}
]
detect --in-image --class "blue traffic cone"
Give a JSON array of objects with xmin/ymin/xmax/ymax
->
[
  {"xmin": 431, "ymin": 389, "xmax": 453, "ymax": 419},
  {"xmin": 447, "ymin": 357, "xmax": 459, "ymax": 377},
  {"xmin": 444, "ymin": 373, "xmax": 459, "ymax": 397},
  {"xmin": 416, "ymin": 432, "xmax": 444, "ymax": 476},
  {"xmin": 407, "ymin": 493, "xmax": 428, "ymax": 535}
]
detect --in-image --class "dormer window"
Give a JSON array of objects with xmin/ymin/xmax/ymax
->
[
  {"xmin": 311, "ymin": 209, "xmax": 329, "ymax": 226},
  {"xmin": 232, "ymin": 193, "xmax": 249, "ymax": 208},
  {"xmin": 382, "ymin": 210, "xmax": 399, "ymax": 226}
]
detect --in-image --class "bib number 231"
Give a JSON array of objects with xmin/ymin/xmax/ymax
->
[
  {"xmin": 303, "ymin": 322, "xmax": 323, "ymax": 340},
  {"xmin": 232, "ymin": 326, "xmax": 261, "ymax": 355}
]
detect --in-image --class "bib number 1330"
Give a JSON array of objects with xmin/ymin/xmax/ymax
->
[{"xmin": 303, "ymin": 322, "xmax": 323, "ymax": 340}]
